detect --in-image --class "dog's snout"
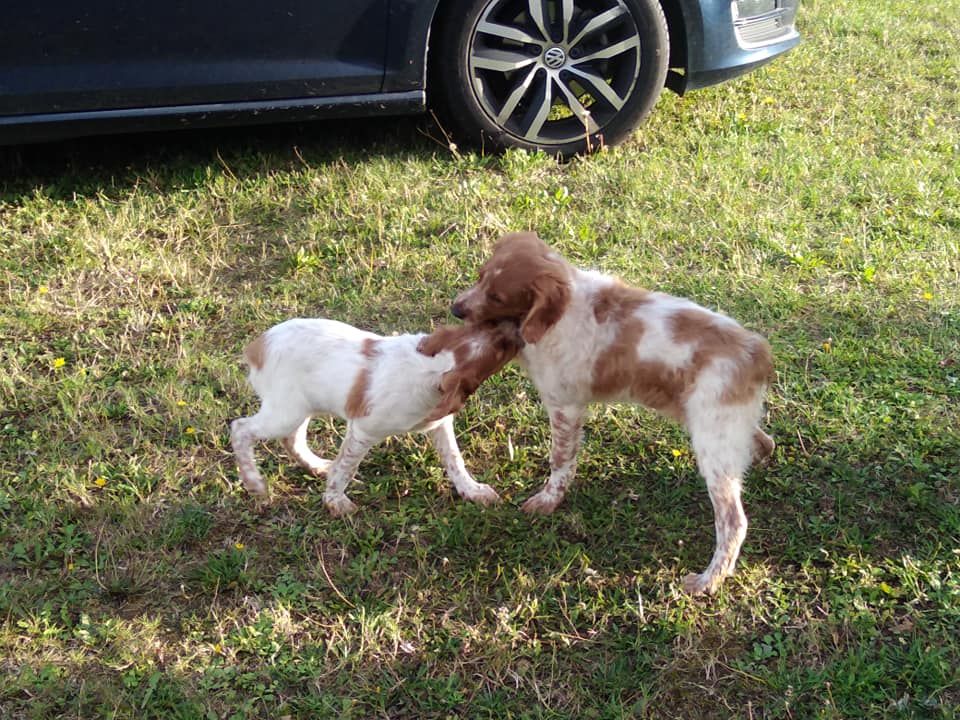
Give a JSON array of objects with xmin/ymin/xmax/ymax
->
[{"xmin": 451, "ymin": 301, "xmax": 466, "ymax": 320}]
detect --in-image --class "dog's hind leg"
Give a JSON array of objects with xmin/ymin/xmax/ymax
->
[
  {"xmin": 682, "ymin": 406, "xmax": 757, "ymax": 595},
  {"xmin": 230, "ymin": 404, "xmax": 306, "ymax": 496},
  {"xmin": 281, "ymin": 417, "xmax": 333, "ymax": 476}
]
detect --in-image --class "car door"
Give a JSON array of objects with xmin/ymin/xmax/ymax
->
[{"xmin": 0, "ymin": 0, "xmax": 389, "ymax": 116}]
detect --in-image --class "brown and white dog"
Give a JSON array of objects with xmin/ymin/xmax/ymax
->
[
  {"xmin": 230, "ymin": 318, "xmax": 523, "ymax": 516},
  {"xmin": 452, "ymin": 232, "xmax": 775, "ymax": 595}
]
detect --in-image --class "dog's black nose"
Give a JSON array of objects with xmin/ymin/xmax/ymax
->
[{"xmin": 451, "ymin": 302, "xmax": 465, "ymax": 319}]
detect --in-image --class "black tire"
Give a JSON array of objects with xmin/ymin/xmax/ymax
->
[{"xmin": 430, "ymin": 0, "xmax": 669, "ymax": 157}]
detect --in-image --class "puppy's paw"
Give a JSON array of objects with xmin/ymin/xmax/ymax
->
[
  {"xmin": 681, "ymin": 571, "xmax": 723, "ymax": 596},
  {"xmin": 241, "ymin": 474, "xmax": 267, "ymax": 496},
  {"xmin": 752, "ymin": 430, "xmax": 776, "ymax": 464},
  {"xmin": 324, "ymin": 493, "xmax": 358, "ymax": 518},
  {"xmin": 459, "ymin": 482, "xmax": 501, "ymax": 506},
  {"xmin": 306, "ymin": 459, "xmax": 333, "ymax": 477},
  {"xmin": 521, "ymin": 489, "xmax": 563, "ymax": 515}
]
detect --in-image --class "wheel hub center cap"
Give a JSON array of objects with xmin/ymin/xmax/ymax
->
[{"xmin": 543, "ymin": 46, "xmax": 567, "ymax": 69}]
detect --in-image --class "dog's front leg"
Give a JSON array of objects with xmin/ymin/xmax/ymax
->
[
  {"xmin": 428, "ymin": 416, "xmax": 500, "ymax": 505},
  {"xmin": 322, "ymin": 423, "xmax": 378, "ymax": 517},
  {"xmin": 522, "ymin": 405, "xmax": 584, "ymax": 514}
]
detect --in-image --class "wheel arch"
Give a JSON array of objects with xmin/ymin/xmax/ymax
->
[
  {"xmin": 382, "ymin": 0, "xmax": 445, "ymax": 93},
  {"xmin": 657, "ymin": 0, "xmax": 690, "ymax": 93}
]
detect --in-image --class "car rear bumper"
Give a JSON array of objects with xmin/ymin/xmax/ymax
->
[{"xmin": 667, "ymin": 0, "xmax": 801, "ymax": 94}]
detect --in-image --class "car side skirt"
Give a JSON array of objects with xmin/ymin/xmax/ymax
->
[{"xmin": 0, "ymin": 91, "xmax": 426, "ymax": 145}]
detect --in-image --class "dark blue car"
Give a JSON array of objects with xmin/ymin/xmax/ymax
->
[{"xmin": 0, "ymin": 0, "xmax": 800, "ymax": 155}]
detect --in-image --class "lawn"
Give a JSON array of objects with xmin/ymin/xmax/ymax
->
[{"xmin": 1, "ymin": 0, "xmax": 958, "ymax": 717}]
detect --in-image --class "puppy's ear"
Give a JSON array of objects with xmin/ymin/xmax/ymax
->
[
  {"xmin": 418, "ymin": 326, "xmax": 459, "ymax": 357},
  {"xmin": 521, "ymin": 270, "xmax": 570, "ymax": 344},
  {"xmin": 424, "ymin": 369, "xmax": 468, "ymax": 422},
  {"xmin": 495, "ymin": 321, "xmax": 525, "ymax": 353}
]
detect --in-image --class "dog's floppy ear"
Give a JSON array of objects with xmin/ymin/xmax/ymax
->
[
  {"xmin": 417, "ymin": 326, "xmax": 460, "ymax": 357},
  {"xmin": 424, "ymin": 369, "xmax": 468, "ymax": 422},
  {"xmin": 521, "ymin": 269, "xmax": 570, "ymax": 344}
]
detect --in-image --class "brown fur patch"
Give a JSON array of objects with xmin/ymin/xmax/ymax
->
[
  {"xmin": 344, "ymin": 338, "xmax": 379, "ymax": 419},
  {"xmin": 591, "ymin": 302, "xmax": 773, "ymax": 419},
  {"xmin": 591, "ymin": 281, "xmax": 652, "ymax": 324},
  {"xmin": 670, "ymin": 309, "xmax": 774, "ymax": 406},
  {"xmin": 592, "ymin": 341, "xmax": 688, "ymax": 420},
  {"xmin": 244, "ymin": 334, "xmax": 268, "ymax": 370},
  {"xmin": 590, "ymin": 285, "xmax": 688, "ymax": 418}
]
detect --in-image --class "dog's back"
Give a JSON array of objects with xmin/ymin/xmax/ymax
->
[{"xmin": 244, "ymin": 319, "xmax": 381, "ymax": 418}]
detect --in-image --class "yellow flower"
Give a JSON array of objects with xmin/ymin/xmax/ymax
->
[
  {"xmin": 38, "ymin": 285, "xmax": 49, "ymax": 295},
  {"xmin": 185, "ymin": 426, "xmax": 196, "ymax": 435},
  {"xmin": 822, "ymin": 341, "xmax": 832, "ymax": 353},
  {"xmin": 52, "ymin": 357, "xmax": 66, "ymax": 369},
  {"xmin": 234, "ymin": 542, "xmax": 245, "ymax": 551},
  {"xmin": 176, "ymin": 400, "xmax": 187, "ymax": 407},
  {"xmin": 761, "ymin": 96, "xmax": 775, "ymax": 105},
  {"xmin": 213, "ymin": 643, "xmax": 223, "ymax": 654},
  {"xmin": 67, "ymin": 562, "xmax": 75, "ymax": 571},
  {"xmin": 671, "ymin": 448, "xmax": 684, "ymax": 458},
  {"xmin": 94, "ymin": 477, "xmax": 107, "ymax": 487},
  {"xmin": 922, "ymin": 291, "xmax": 933, "ymax": 301}
]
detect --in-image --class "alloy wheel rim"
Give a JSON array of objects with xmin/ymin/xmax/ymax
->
[{"xmin": 468, "ymin": 0, "xmax": 642, "ymax": 146}]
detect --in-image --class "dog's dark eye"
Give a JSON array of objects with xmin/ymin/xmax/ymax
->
[{"xmin": 488, "ymin": 292, "xmax": 505, "ymax": 304}]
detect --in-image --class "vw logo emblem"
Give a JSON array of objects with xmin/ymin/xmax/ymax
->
[{"xmin": 543, "ymin": 47, "xmax": 567, "ymax": 69}]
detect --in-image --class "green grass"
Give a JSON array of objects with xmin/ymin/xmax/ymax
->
[{"xmin": 1, "ymin": 0, "xmax": 958, "ymax": 717}]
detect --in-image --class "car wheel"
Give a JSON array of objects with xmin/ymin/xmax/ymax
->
[{"xmin": 430, "ymin": 0, "xmax": 669, "ymax": 157}]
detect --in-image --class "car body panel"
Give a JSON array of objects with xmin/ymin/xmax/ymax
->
[{"xmin": 0, "ymin": 1, "xmax": 389, "ymax": 116}]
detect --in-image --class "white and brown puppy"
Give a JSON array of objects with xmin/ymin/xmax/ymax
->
[
  {"xmin": 230, "ymin": 318, "xmax": 523, "ymax": 516},
  {"xmin": 452, "ymin": 232, "xmax": 775, "ymax": 595}
]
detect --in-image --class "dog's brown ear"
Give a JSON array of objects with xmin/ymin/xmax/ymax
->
[
  {"xmin": 418, "ymin": 326, "xmax": 461, "ymax": 357},
  {"xmin": 521, "ymin": 269, "xmax": 570, "ymax": 344},
  {"xmin": 424, "ymin": 369, "xmax": 468, "ymax": 422}
]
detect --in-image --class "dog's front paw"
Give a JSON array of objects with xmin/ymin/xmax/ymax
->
[
  {"xmin": 521, "ymin": 489, "xmax": 563, "ymax": 515},
  {"xmin": 324, "ymin": 493, "xmax": 358, "ymax": 518},
  {"xmin": 681, "ymin": 571, "xmax": 724, "ymax": 596},
  {"xmin": 459, "ymin": 482, "xmax": 501, "ymax": 506},
  {"xmin": 241, "ymin": 473, "xmax": 267, "ymax": 496}
]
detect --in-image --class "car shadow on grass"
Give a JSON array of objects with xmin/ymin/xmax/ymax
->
[{"xmin": 0, "ymin": 114, "xmax": 448, "ymax": 202}]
